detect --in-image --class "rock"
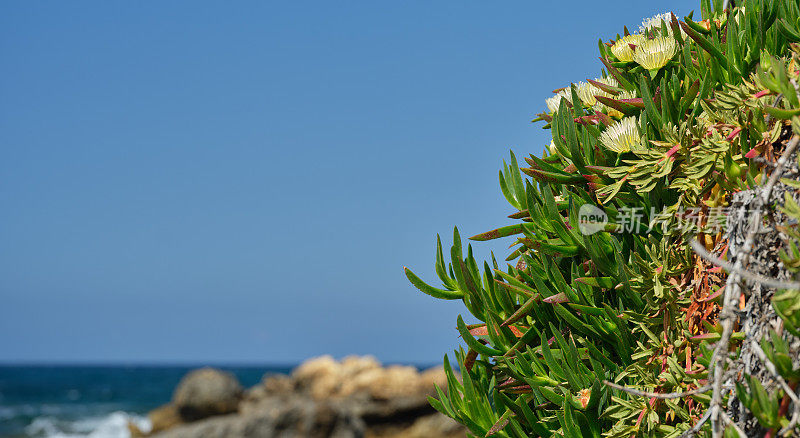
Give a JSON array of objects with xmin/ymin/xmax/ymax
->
[
  {"xmin": 239, "ymin": 374, "xmax": 296, "ymax": 415},
  {"xmin": 150, "ymin": 395, "xmax": 365, "ymax": 438},
  {"xmin": 146, "ymin": 357, "xmax": 465, "ymax": 438},
  {"xmin": 148, "ymin": 404, "xmax": 183, "ymax": 434},
  {"xmin": 291, "ymin": 356, "xmax": 445, "ymax": 401},
  {"xmin": 292, "ymin": 355, "xmax": 341, "ymax": 399},
  {"xmin": 262, "ymin": 373, "xmax": 295, "ymax": 394},
  {"xmin": 293, "ymin": 355, "xmax": 382, "ymax": 400},
  {"xmin": 341, "ymin": 365, "xmax": 418, "ymax": 400},
  {"xmin": 365, "ymin": 413, "xmax": 464, "ymax": 438},
  {"xmin": 403, "ymin": 413, "xmax": 464, "ymax": 438},
  {"xmin": 418, "ymin": 366, "xmax": 447, "ymax": 388},
  {"xmin": 172, "ymin": 368, "xmax": 243, "ymax": 421},
  {"xmin": 128, "ymin": 422, "xmax": 146, "ymax": 438}
]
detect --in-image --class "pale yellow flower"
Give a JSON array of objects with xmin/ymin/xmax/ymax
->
[
  {"xmin": 545, "ymin": 89, "xmax": 573, "ymax": 113},
  {"xmin": 611, "ymin": 34, "xmax": 646, "ymax": 62},
  {"xmin": 638, "ymin": 12, "xmax": 686, "ymax": 38},
  {"xmin": 597, "ymin": 76, "xmax": 620, "ymax": 89},
  {"xmin": 576, "ymin": 82, "xmax": 602, "ymax": 107},
  {"xmin": 633, "ymin": 36, "xmax": 677, "ymax": 71},
  {"xmin": 598, "ymin": 116, "xmax": 640, "ymax": 153},
  {"xmin": 639, "ymin": 12, "xmax": 672, "ymax": 33},
  {"xmin": 603, "ymin": 89, "xmax": 637, "ymax": 118},
  {"xmin": 576, "ymin": 76, "xmax": 619, "ymax": 107}
]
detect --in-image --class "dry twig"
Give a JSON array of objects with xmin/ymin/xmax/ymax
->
[
  {"xmin": 689, "ymin": 240, "xmax": 800, "ymax": 290},
  {"xmin": 603, "ymin": 380, "xmax": 712, "ymax": 400},
  {"xmin": 697, "ymin": 135, "xmax": 800, "ymax": 438}
]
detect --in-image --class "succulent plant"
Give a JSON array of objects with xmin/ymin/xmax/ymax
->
[{"xmin": 407, "ymin": 1, "xmax": 800, "ymax": 436}]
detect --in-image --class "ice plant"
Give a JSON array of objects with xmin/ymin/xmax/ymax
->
[
  {"xmin": 408, "ymin": 2, "xmax": 800, "ymax": 437},
  {"xmin": 577, "ymin": 76, "xmax": 619, "ymax": 107},
  {"xmin": 633, "ymin": 35, "xmax": 677, "ymax": 73},
  {"xmin": 598, "ymin": 116, "xmax": 640, "ymax": 153},
  {"xmin": 638, "ymin": 11, "xmax": 686, "ymax": 38},
  {"xmin": 638, "ymin": 12, "xmax": 673, "ymax": 34},
  {"xmin": 610, "ymin": 34, "xmax": 645, "ymax": 62},
  {"xmin": 545, "ymin": 89, "xmax": 572, "ymax": 113},
  {"xmin": 603, "ymin": 89, "xmax": 637, "ymax": 118}
]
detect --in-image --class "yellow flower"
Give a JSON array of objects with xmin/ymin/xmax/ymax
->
[
  {"xmin": 611, "ymin": 34, "xmax": 646, "ymax": 62},
  {"xmin": 633, "ymin": 36, "xmax": 677, "ymax": 71},
  {"xmin": 598, "ymin": 116, "xmax": 640, "ymax": 153}
]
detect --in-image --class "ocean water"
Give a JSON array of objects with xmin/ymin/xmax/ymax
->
[{"xmin": 0, "ymin": 365, "xmax": 293, "ymax": 438}]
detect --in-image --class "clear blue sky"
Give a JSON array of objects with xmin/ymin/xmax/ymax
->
[{"xmin": 1, "ymin": 0, "xmax": 696, "ymax": 364}]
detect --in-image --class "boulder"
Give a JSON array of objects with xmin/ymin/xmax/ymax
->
[
  {"xmin": 239, "ymin": 374, "xmax": 295, "ymax": 415},
  {"xmin": 148, "ymin": 404, "xmax": 183, "ymax": 434},
  {"xmin": 172, "ymin": 368, "xmax": 243, "ymax": 421},
  {"xmin": 340, "ymin": 365, "xmax": 424, "ymax": 400},
  {"xmin": 291, "ymin": 356, "xmax": 445, "ymax": 401},
  {"xmin": 262, "ymin": 373, "xmax": 295, "ymax": 394},
  {"xmin": 365, "ymin": 413, "xmax": 464, "ymax": 438},
  {"xmin": 293, "ymin": 355, "xmax": 383, "ymax": 400},
  {"xmin": 146, "ymin": 357, "xmax": 464, "ymax": 438},
  {"xmin": 150, "ymin": 395, "xmax": 364, "ymax": 438}
]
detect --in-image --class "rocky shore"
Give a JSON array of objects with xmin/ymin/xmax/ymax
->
[{"xmin": 129, "ymin": 356, "xmax": 464, "ymax": 438}]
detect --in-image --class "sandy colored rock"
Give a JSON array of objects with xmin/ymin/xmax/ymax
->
[
  {"xmin": 262, "ymin": 373, "xmax": 295, "ymax": 394},
  {"xmin": 150, "ymin": 395, "xmax": 364, "ymax": 438},
  {"xmin": 147, "ymin": 404, "xmax": 183, "ymax": 434},
  {"xmin": 293, "ymin": 355, "xmax": 384, "ymax": 399},
  {"xmin": 340, "ymin": 365, "xmax": 421, "ymax": 400},
  {"xmin": 172, "ymin": 368, "xmax": 243, "ymax": 421},
  {"xmin": 147, "ymin": 357, "xmax": 466, "ymax": 438},
  {"xmin": 365, "ymin": 413, "xmax": 465, "ymax": 438}
]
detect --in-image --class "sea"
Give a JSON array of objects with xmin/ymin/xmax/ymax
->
[{"xmin": 0, "ymin": 365, "xmax": 293, "ymax": 438}]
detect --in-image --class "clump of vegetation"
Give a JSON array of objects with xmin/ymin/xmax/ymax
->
[{"xmin": 406, "ymin": 0, "xmax": 800, "ymax": 436}]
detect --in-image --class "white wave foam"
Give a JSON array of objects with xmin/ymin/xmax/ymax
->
[{"xmin": 24, "ymin": 411, "xmax": 151, "ymax": 438}]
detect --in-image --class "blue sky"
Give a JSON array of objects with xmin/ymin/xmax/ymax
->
[{"xmin": 1, "ymin": 0, "xmax": 696, "ymax": 364}]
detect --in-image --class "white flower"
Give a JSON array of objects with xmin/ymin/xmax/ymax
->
[
  {"xmin": 611, "ymin": 34, "xmax": 646, "ymax": 62},
  {"xmin": 602, "ymin": 89, "xmax": 637, "ymax": 118},
  {"xmin": 639, "ymin": 12, "xmax": 686, "ymax": 38},
  {"xmin": 576, "ymin": 82, "xmax": 602, "ymax": 107},
  {"xmin": 596, "ymin": 76, "xmax": 620, "ymax": 89},
  {"xmin": 598, "ymin": 116, "xmax": 640, "ymax": 153},
  {"xmin": 545, "ymin": 89, "xmax": 573, "ymax": 113},
  {"xmin": 576, "ymin": 77, "xmax": 620, "ymax": 107},
  {"xmin": 639, "ymin": 12, "xmax": 671, "ymax": 33},
  {"xmin": 633, "ymin": 36, "xmax": 677, "ymax": 71},
  {"xmin": 734, "ymin": 7, "xmax": 746, "ymax": 25}
]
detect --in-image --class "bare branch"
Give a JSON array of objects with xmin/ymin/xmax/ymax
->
[
  {"xmin": 603, "ymin": 380, "xmax": 712, "ymax": 399},
  {"xmin": 781, "ymin": 397, "xmax": 800, "ymax": 437},
  {"xmin": 689, "ymin": 240, "xmax": 800, "ymax": 290},
  {"xmin": 703, "ymin": 135, "xmax": 800, "ymax": 438},
  {"xmin": 679, "ymin": 408, "xmax": 713, "ymax": 438},
  {"xmin": 719, "ymin": 410, "xmax": 747, "ymax": 437}
]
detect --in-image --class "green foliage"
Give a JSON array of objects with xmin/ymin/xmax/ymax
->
[{"xmin": 407, "ymin": 1, "xmax": 800, "ymax": 436}]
